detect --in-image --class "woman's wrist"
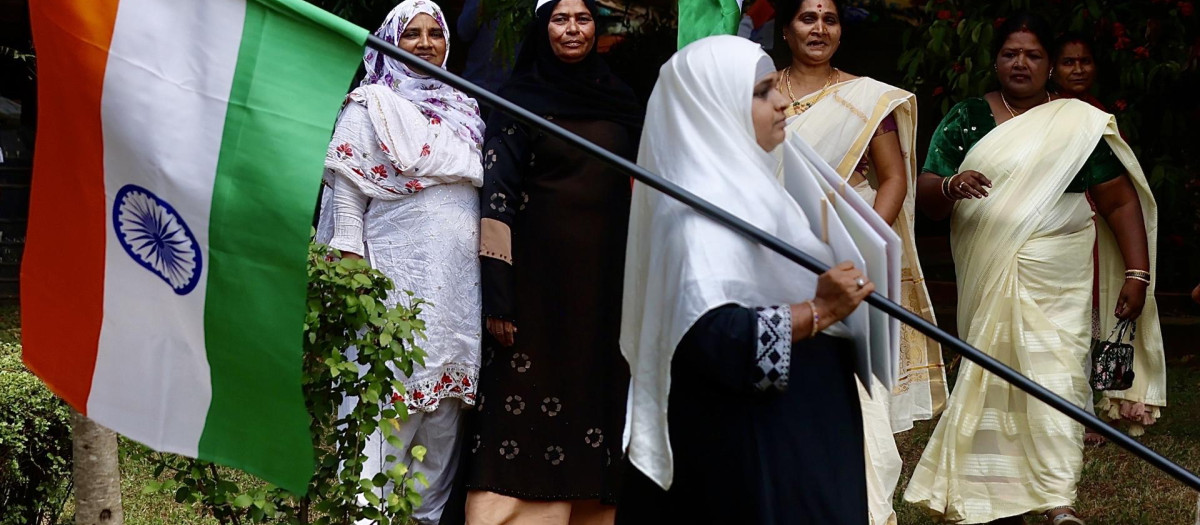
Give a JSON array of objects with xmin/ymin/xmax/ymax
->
[{"xmin": 941, "ymin": 174, "xmax": 957, "ymax": 201}]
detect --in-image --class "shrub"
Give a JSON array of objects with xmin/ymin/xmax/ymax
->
[
  {"xmin": 139, "ymin": 241, "xmax": 429, "ymax": 524},
  {"xmin": 0, "ymin": 340, "xmax": 73, "ymax": 525}
]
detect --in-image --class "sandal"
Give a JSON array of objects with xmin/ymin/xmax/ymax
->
[{"xmin": 1044, "ymin": 507, "xmax": 1085, "ymax": 525}]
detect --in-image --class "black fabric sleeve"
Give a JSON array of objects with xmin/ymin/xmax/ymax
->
[
  {"xmin": 674, "ymin": 304, "xmax": 794, "ymax": 394},
  {"xmin": 479, "ymin": 121, "xmax": 531, "ymax": 320}
]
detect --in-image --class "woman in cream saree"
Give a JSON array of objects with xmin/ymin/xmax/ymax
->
[
  {"xmin": 774, "ymin": 1, "xmax": 946, "ymax": 523},
  {"xmin": 903, "ymin": 14, "xmax": 1166, "ymax": 525}
]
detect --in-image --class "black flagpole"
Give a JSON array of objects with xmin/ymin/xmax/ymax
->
[{"xmin": 363, "ymin": 35, "xmax": 1200, "ymax": 492}]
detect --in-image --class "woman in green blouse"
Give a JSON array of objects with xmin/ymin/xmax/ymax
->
[{"xmin": 902, "ymin": 13, "xmax": 1167, "ymax": 525}]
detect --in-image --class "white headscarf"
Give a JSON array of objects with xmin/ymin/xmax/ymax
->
[
  {"xmin": 361, "ymin": 0, "xmax": 484, "ymax": 151},
  {"xmin": 621, "ymin": 35, "xmax": 840, "ymax": 489}
]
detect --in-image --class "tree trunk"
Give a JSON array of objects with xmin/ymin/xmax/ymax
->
[{"xmin": 72, "ymin": 410, "xmax": 124, "ymax": 525}]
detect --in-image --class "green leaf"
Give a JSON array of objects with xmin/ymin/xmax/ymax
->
[
  {"xmin": 353, "ymin": 273, "xmax": 373, "ymax": 287},
  {"xmin": 380, "ymin": 332, "xmax": 392, "ymax": 347},
  {"xmin": 233, "ymin": 493, "xmax": 255, "ymax": 508},
  {"xmin": 411, "ymin": 445, "xmax": 428, "ymax": 462}
]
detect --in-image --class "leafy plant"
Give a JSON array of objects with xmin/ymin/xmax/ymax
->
[
  {"xmin": 138, "ymin": 241, "xmax": 429, "ymax": 524},
  {"xmin": 897, "ymin": 0, "xmax": 1200, "ymax": 289},
  {"xmin": 0, "ymin": 341, "xmax": 73, "ymax": 525}
]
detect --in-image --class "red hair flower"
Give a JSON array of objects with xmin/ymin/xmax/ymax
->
[
  {"xmin": 1181, "ymin": 1, "xmax": 1195, "ymax": 16},
  {"xmin": 1114, "ymin": 99, "xmax": 1128, "ymax": 111},
  {"xmin": 1134, "ymin": 46, "xmax": 1150, "ymax": 59},
  {"xmin": 932, "ymin": 86, "xmax": 945, "ymax": 96},
  {"xmin": 936, "ymin": 10, "xmax": 952, "ymax": 20}
]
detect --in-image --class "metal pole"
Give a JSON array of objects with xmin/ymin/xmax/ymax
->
[{"xmin": 363, "ymin": 35, "xmax": 1200, "ymax": 492}]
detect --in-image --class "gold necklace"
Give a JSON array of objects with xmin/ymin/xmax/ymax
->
[
  {"xmin": 1000, "ymin": 90, "xmax": 1051, "ymax": 117},
  {"xmin": 782, "ymin": 66, "xmax": 838, "ymax": 114}
]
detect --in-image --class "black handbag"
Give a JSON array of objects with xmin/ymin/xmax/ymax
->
[{"xmin": 1090, "ymin": 319, "xmax": 1136, "ymax": 391}]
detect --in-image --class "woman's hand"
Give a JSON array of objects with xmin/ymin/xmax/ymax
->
[
  {"xmin": 812, "ymin": 261, "xmax": 875, "ymax": 327},
  {"xmin": 946, "ymin": 170, "xmax": 992, "ymax": 200},
  {"xmin": 1115, "ymin": 278, "xmax": 1148, "ymax": 320},
  {"xmin": 487, "ymin": 317, "xmax": 517, "ymax": 346}
]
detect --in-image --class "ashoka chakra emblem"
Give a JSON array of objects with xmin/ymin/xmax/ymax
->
[{"xmin": 112, "ymin": 184, "xmax": 202, "ymax": 295}]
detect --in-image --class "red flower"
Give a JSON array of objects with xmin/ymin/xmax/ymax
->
[
  {"xmin": 412, "ymin": 391, "xmax": 425, "ymax": 400},
  {"xmin": 420, "ymin": 144, "xmax": 432, "ymax": 157},
  {"xmin": 463, "ymin": 376, "xmax": 472, "ymax": 387},
  {"xmin": 405, "ymin": 179, "xmax": 424, "ymax": 192},
  {"xmin": 351, "ymin": 167, "xmax": 366, "ymax": 178},
  {"xmin": 392, "ymin": 392, "xmax": 405, "ymax": 404},
  {"xmin": 371, "ymin": 164, "xmax": 388, "ymax": 179},
  {"xmin": 441, "ymin": 374, "xmax": 453, "ymax": 384},
  {"xmin": 1182, "ymin": 1, "xmax": 1195, "ymax": 16},
  {"xmin": 932, "ymin": 86, "xmax": 945, "ymax": 96},
  {"xmin": 993, "ymin": 17, "xmax": 1007, "ymax": 28},
  {"xmin": 430, "ymin": 116, "xmax": 442, "ymax": 125},
  {"xmin": 1112, "ymin": 22, "xmax": 1126, "ymax": 37},
  {"xmin": 335, "ymin": 142, "xmax": 353, "ymax": 158},
  {"xmin": 936, "ymin": 9, "xmax": 952, "ymax": 20},
  {"xmin": 1114, "ymin": 99, "xmax": 1128, "ymax": 111},
  {"xmin": 1134, "ymin": 46, "xmax": 1150, "ymax": 59},
  {"xmin": 379, "ymin": 141, "xmax": 390, "ymax": 154},
  {"xmin": 1114, "ymin": 36, "xmax": 1131, "ymax": 50},
  {"xmin": 952, "ymin": 62, "xmax": 965, "ymax": 73}
]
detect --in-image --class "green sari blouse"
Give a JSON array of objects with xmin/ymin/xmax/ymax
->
[{"xmin": 923, "ymin": 98, "xmax": 1124, "ymax": 193}]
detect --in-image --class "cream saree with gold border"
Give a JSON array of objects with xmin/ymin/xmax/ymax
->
[
  {"xmin": 786, "ymin": 77, "xmax": 948, "ymax": 525},
  {"xmin": 903, "ymin": 99, "xmax": 1166, "ymax": 523}
]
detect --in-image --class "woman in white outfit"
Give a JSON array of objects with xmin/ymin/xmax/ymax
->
[{"xmin": 316, "ymin": 1, "xmax": 485, "ymax": 522}]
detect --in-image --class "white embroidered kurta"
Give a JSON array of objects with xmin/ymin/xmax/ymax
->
[{"xmin": 317, "ymin": 85, "xmax": 483, "ymax": 413}]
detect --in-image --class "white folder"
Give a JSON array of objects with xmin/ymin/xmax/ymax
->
[
  {"xmin": 778, "ymin": 142, "xmax": 874, "ymax": 393},
  {"xmin": 780, "ymin": 137, "xmax": 901, "ymax": 391}
]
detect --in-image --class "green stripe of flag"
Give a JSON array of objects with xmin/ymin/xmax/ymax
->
[
  {"xmin": 678, "ymin": 0, "xmax": 743, "ymax": 49},
  {"xmin": 200, "ymin": 0, "xmax": 366, "ymax": 493}
]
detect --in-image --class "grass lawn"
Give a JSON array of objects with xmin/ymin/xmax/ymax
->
[
  {"xmin": 3, "ymin": 302, "xmax": 1198, "ymax": 524},
  {"xmin": 894, "ymin": 355, "xmax": 1200, "ymax": 524}
]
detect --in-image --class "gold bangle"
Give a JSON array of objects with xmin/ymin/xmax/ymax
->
[
  {"xmin": 806, "ymin": 300, "xmax": 821, "ymax": 338},
  {"xmin": 1126, "ymin": 275, "xmax": 1151, "ymax": 284},
  {"xmin": 1125, "ymin": 269, "xmax": 1151, "ymax": 277}
]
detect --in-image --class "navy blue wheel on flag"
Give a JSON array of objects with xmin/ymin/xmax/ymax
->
[{"xmin": 112, "ymin": 184, "xmax": 202, "ymax": 295}]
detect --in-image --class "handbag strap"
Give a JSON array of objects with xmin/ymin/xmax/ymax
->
[
  {"xmin": 1106, "ymin": 318, "xmax": 1137, "ymax": 343},
  {"xmin": 1112, "ymin": 318, "xmax": 1138, "ymax": 343}
]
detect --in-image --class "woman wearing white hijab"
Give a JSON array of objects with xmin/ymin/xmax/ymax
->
[
  {"xmin": 315, "ymin": 1, "xmax": 484, "ymax": 522},
  {"xmin": 617, "ymin": 35, "xmax": 872, "ymax": 524}
]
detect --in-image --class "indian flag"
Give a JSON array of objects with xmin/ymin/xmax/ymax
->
[
  {"xmin": 23, "ymin": 0, "xmax": 366, "ymax": 491},
  {"xmin": 678, "ymin": 0, "xmax": 745, "ymax": 49}
]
